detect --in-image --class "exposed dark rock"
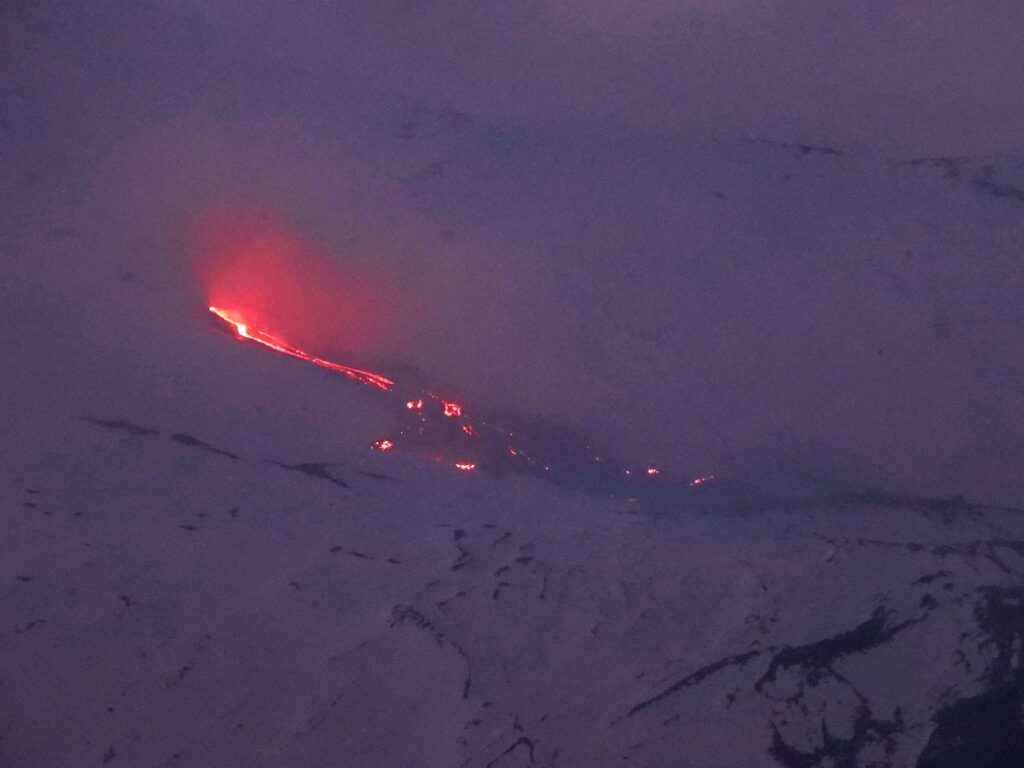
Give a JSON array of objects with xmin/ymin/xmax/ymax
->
[
  {"xmin": 485, "ymin": 736, "xmax": 536, "ymax": 768},
  {"xmin": 768, "ymin": 704, "xmax": 904, "ymax": 768},
  {"xmin": 974, "ymin": 178, "xmax": 1024, "ymax": 202},
  {"xmin": 917, "ymin": 680, "xmax": 1024, "ymax": 768},
  {"xmin": 756, "ymin": 607, "xmax": 925, "ymax": 691},
  {"xmin": 170, "ymin": 434, "xmax": 238, "ymax": 460},
  {"xmin": 894, "ymin": 156, "xmax": 970, "ymax": 180},
  {"xmin": 912, "ymin": 571, "xmax": 951, "ymax": 586},
  {"xmin": 390, "ymin": 605, "xmax": 472, "ymax": 698},
  {"xmin": 163, "ymin": 664, "xmax": 192, "ymax": 689},
  {"xmin": 83, "ymin": 418, "xmax": 158, "ymax": 437},
  {"xmin": 973, "ymin": 586, "xmax": 1024, "ymax": 685},
  {"xmin": 357, "ymin": 470, "xmax": 396, "ymax": 481},
  {"xmin": 752, "ymin": 137, "xmax": 843, "ymax": 158},
  {"xmin": 14, "ymin": 619, "xmax": 46, "ymax": 634},
  {"xmin": 271, "ymin": 462, "xmax": 348, "ymax": 488},
  {"xmin": 628, "ymin": 650, "xmax": 761, "ymax": 717}
]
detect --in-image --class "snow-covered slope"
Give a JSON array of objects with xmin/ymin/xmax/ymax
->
[{"xmin": 3, "ymin": 340, "xmax": 1023, "ymax": 767}]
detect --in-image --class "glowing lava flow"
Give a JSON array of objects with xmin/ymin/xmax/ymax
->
[
  {"xmin": 208, "ymin": 305, "xmax": 714, "ymax": 492},
  {"xmin": 209, "ymin": 307, "xmax": 393, "ymax": 391}
]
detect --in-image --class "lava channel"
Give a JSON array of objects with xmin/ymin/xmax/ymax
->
[{"xmin": 208, "ymin": 305, "xmax": 714, "ymax": 495}]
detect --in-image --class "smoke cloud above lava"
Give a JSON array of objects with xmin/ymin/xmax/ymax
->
[{"xmin": 193, "ymin": 206, "xmax": 408, "ymax": 361}]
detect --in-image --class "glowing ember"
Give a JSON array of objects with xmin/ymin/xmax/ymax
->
[
  {"xmin": 372, "ymin": 439, "xmax": 395, "ymax": 452},
  {"xmin": 209, "ymin": 306, "xmax": 393, "ymax": 391},
  {"xmin": 461, "ymin": 424, "xmax": 476, "ymax": 436},
  {"xmin": 454, "ymin": 461, "xmax": 476, "ymax": 471},
  {"xmin": 406, "ymin": 399, "xmax": 423, "ymax": 410},
  {"xmin": 442, "ymin": 401, "xmax": 463, "ymax": 418},
  {"xmin": 690, "ymin": 474, "xmax": 715, "ymax": 486},
  {"xmin": 646, "ymin": 467, "xmax": 660, "ymax": 476}
]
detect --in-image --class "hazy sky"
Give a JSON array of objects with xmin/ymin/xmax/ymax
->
[{"xmin": 3, "ymin": 1, "xmax": 1023, "ymax": 504}]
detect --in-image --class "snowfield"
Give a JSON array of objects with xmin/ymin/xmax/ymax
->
[{"xmin": 3, "ymin": 373, "xmax": 1023, "ymax": 767}]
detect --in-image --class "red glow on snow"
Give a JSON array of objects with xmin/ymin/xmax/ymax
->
[
  {"xmin": 690, "ymin": 474, "xmax": 715, "ymax": 486},
  {"xmin": 372, "ymin": 439, "xmax": 395, "ymax": 452},
  {"xmin": 209, "ymin": 306, "xmax": 393, "ymax": 391},
  {"xmin": 454, "ymin": 461, "xmax": 476, "ymax": 471}
]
